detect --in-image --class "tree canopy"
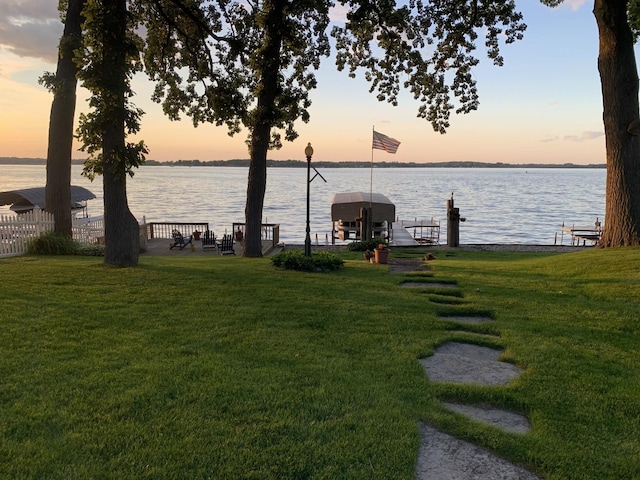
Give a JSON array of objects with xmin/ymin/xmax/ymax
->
[
  {"xmin": 45, "ymin": 0, "xmax": 640, "ymax": 257},
  {"xmin": 136, "ymin": 0, "xmax": 527, "ymax": 255}
]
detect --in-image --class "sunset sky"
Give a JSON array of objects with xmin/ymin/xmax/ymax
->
[{"xmin": 0, "ymin": 0, "xmax": 628, "ymax": 165}]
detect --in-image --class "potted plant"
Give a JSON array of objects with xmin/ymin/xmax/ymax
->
[
  {"xmin": 193, "ymin": 230, "xmax": 201, "ymax": 241},
  {"xmin": 374, "ymin": 243, "xmax": 389, "ymax": 264}
]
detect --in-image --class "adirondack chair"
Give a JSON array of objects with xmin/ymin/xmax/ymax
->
[
  {"xmin": 170, "ymin": 229, "xmax": 193, "ymax": 250},
  {"xmin": 201, "ymin": 230, "xmax": 217, "ymax": 250},
  {"xmin": 218, "ymin": 234, "xmax": 236, "ymax": 255}
]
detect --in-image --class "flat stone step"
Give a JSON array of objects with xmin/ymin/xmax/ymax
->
[
  {"xmin": 401, "ymin": 281, "xmax": 458, "ymax": 289},
  {"xmin": 416, "ymin": 424, "xmax": 541, "ymax": 480},
  {"xmin": 420, "ymin": 342, "xmax": 522, "ymax": 386},
  {"xmin": 442, "ymin": 402, "xmax": 531, "ymax": 435},
  {"xmin": 438, "ymin": 315, "xmax": 493, "ymax": 323}
]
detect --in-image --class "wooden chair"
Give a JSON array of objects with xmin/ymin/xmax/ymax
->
[
  {"xmin": 170, "ymin": 229, "xmax": 193, "ymax": 250},
  {"xmin": 201, "ymin": 230, "xmax": 217, "ymax": 251},
  {"xmin": 218, "ymin": 234, "xmax": 236, "ymax": 255}
]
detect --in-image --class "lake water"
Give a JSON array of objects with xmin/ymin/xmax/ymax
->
[{"xmin": 0, "ymin": 164, "xmax": 606, "ymax": 245}]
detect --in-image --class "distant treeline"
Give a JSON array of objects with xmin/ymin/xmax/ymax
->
[{"xmin": 0, "ymin": 157, "xmax": 606, "ymax": 169}]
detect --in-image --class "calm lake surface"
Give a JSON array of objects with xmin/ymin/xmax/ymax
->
[{"xmin": 0, "ymin": 164, "xmax": 606, "ymax": 245}]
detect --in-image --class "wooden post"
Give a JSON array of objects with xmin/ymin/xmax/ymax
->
[
  {"xmin": 359, "ymin": 207, "xmax": 371, "ymax": 241},
  {"xmin": 447, "ymin": 195, "xmax": 460, "ymax": 248}
]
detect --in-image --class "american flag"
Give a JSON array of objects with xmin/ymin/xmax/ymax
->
[{"xmin": 372, "ymin": 130, "xmax": 401, "ymax": 154}]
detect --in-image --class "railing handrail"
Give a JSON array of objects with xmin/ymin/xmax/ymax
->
[{"xmin": 144, "ymin": 222, "xmax": 210, "ymax": 240}]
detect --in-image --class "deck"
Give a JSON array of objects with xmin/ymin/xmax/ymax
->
[{"xmin": 142, "ymin": 238, "xmax": 276, "ymax": 256}]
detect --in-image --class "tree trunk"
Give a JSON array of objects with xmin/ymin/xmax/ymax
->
[
  {"xmin": 594, "ymin": 0, "xmax": 640, "ymax": 247},
  {"xmin": 243, "ymin": 0, "xmax": 285, "ymax": 257},
  {"xmin": 45, "ymin": 0, "xmax": 86, "ymax": 237},
  {"xmin": 245, "ymin": 126, "xmax": 270, "ymax": 257},
  {"xmin": 103, "ymin": 169, "xmax": 139, "ymax": 266},
  {"xmin": 102, "ymin": 0, "xmax": 139, "ymax": 266}
]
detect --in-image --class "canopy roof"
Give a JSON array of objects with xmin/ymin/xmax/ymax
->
[
  {"xmin": 0, "ymin": 186, "xmax": 96, "ymax": 211},
  {"xmin": 330, "ymin": 192, "xmax": 395, "ymax": 223}
]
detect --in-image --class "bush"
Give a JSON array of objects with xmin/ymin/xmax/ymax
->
[
  {"xmin": 76, "ymin": 244, "xmax": 105, "ymax": 256},
  {"xmin": 347, "ymin": 237, "xmax": 387, "ymax": 252},
  {"xmin": 28, "ymin": 232, "xmax": 79, "ymax": 255},
  {"xmin": 271, "ymin": 250, "xmax": 344, "ymax": 272}
]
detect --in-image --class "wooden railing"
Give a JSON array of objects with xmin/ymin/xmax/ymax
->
[
  {"xmin": 143, "ymin": 222, "xmax": 210, "ymax": 240},
  {"xmin": 232, "ymin": 222, "xmax": 280, "ymax": 250}
]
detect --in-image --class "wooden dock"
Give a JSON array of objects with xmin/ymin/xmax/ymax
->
[
  {"xmin": 560, "ymin": 220, "xmax": 602, "ymax": 246},
  {"xmin": 392, "ymin": 219, "xmax": 441, "ymax": 247},
  {"xmin": 390, "ymin": 226, "xmax": 420, "ymax": 246}
]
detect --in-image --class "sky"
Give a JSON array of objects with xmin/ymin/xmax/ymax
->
[{"xmin": 0, "ymin": 0, "xmax": 624, "ymax": 165}]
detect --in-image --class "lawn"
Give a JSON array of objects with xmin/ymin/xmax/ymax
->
[{"xmin": 0, "ymin": 248, "xmax": 638, "ymax": 479}]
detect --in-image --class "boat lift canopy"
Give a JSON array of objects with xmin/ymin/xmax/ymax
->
[
  {"xmin": 0, "ymin": 186, "xmax": 96, "ymax": 213},
  {"xmin": 330, "ymin": 192, "xmax": 395, "ymax": 223}
]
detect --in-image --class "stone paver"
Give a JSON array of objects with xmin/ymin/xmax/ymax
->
[
  {"xmin": 401, "ymin": 281, "xmax": 458, "ymax": 289},
  {"xmin": 441, "ymin": 402, "xmax": 531, "ymax": 434},
  {"xmin": 419, "ymin": 342, "xmax": 522, "ymax": 385},
  {"xmin": 416, "ymin": 424, "xmax": 542, "ymax": 480},
  {"xmin": 437, "ymin": 315, "xmax": 493, "ymax": 324}
]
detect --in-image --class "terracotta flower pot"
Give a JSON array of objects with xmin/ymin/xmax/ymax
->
[{"xmin": 374, "ymin": 248, "xmax": 389, "ymax": 264}]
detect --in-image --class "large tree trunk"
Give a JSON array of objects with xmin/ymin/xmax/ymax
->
[
  {"xmin": 102, "ymin": 0, "xmax": 139, "ymax": 266},
  {"xmin": 245, "ymin": 126, "xmax": 270, "ymax": 257},
  {"xmin": 45, "ymin": 0, "xmax": 86, "ymax": 237},
  {"xmin": 595, "ymin": 0, "xmax": 640, "ymax": 247},
  {"xmin": 243, "ymin": 0, "xmax": 285, "ymax": 257}
]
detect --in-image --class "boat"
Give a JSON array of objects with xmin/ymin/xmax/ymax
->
[
  {"xmin": 330, "ymin": 192, "xmax": 395, "ymax": 243},
  {"xmin": 0, "ymin": 186, "xmax": 96, "ymax": 217}
]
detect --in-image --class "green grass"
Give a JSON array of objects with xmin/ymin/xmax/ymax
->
[{"xmin": 0, "ymin": 248, "xmax": 639, "ymax": 479}]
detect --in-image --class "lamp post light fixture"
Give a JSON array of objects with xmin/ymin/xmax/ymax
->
[
  {"xmin": 304, "ymin": 143, "xmax": 314, "ymax": 257},
  {"xmin": 304, "ymin": 142, "xmax": 326, "ymax": 257}
]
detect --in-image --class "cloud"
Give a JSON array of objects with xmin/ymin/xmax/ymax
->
[
  {"xmin": 565, "ymin": 0, "xmax": 587, "ymax": 11},
  {"xmin": 329, "ymin": 5, "xmax": 349, "ymax": 23},
  {"xmin": 542, "ymin": 131, "xmax": 603, "ymax": 143},
  {"xmin": 564, "ymin": 131, "xmax": 604, "ymax": 142},
  {"xmin": 0, "ymin": 0, "xmax": 61, "ymax": 62}
]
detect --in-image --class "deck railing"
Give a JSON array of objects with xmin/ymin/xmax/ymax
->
[
  {"xmin": 142, "ymin": 222, "xmax": 210, "ymax": 240},
  {"xmin": 232, "ymin": 222, "xmax": 280, "ymax": 250}
]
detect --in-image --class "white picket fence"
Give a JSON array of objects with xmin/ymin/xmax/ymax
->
[{"xmin": 0, "ymin": 210, "xmax": 105, "ymax": 258}]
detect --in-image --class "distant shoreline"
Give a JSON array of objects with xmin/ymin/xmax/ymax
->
[{"xmin": 0, "ymin": 157, "xmax": 606, "ymax": 169}]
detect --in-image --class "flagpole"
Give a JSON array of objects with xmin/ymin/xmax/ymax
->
[
  {"xmin": 370, "ymin": 126, "xmax": 374, "ymax": 241},
  {"xmin": 370, "ymin": 125, "xmax": 374, "ymax": 206}
]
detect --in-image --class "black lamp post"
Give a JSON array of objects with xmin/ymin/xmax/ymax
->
[
  {"xmin": 303, "ymin": 143, "xmax": 326, "ymax": 257},
  {"xmin": 304, "ymin": 143, "xmax": 314, "ymax": 257}
]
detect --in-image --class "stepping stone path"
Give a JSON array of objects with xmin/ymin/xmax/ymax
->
[
  {"xmin": 401, "ymin": 281, "xmax": 458, "ymax": 289},
  {"xmin": 420, "ymin": 342, "xmax": 523, "ymax": 386},
  {"xmin": 416, "ymin": 424, "xmax": 541, "ymax": 480},
  {"xmin": 391, "ymin": 260, "xmax": 541, "ymax": 479},
  {"xmin": 438, "ymin": 315, "xmax": 493, "ymax": 324},
  {"xmin": 441, "ymin": 402, "xmax": 531, "ymax": 435},
  {"xmin": 387, "ymin": 258, "xmax": 432, "ymax": 274}
]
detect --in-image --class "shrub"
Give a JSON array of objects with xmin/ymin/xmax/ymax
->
[
  {"xmin": 28, "ymin": 232, "xmax": 79, "ymax": 255},
  {"xmin": 76, "ymin": 244, "xmax": 105, "ymax": 256},
  {"xmin": 347, "ymin": 237, "xmax": 387, "ymax": 251},
  {"xmin": 271, "ymin": 250, "xmax": 344, "ymax": 272}
]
